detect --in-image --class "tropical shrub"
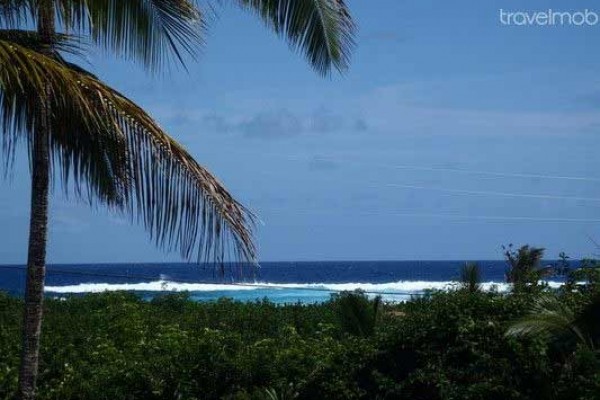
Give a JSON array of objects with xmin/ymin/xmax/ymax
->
[{"xmin": 0, "ymin": 289, "xmax": 598, "ymax": 399}]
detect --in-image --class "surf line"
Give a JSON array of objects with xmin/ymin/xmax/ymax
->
[{"xmin": 0, "ymin": 265, "xmax": 426, "ymax": 296}]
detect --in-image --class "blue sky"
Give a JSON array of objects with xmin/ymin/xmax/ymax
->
[{"xmin": 2, "ymin": 0, "xmax": 600, "ymax": 263}]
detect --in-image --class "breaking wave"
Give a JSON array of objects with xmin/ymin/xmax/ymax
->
[{"xmin": 44, "ymin": 280, "xmax": 563, "ymax": 294}]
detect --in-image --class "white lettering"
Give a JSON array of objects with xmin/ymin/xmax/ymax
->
[{"xmin": 499, "ymin": 9, "xmax": 599, "ymax": 26}]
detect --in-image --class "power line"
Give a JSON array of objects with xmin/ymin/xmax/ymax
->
[
  {"xmin": 263, "ymin": 154, "xmax": 600, "ymax": 183},
  {"xmin": 383, "ymin": 213, "xmax": 600, "ymax": 223},
  {"xmin": 385, "ymin": 183, "xmax": 600, "ymax": 203},
  {"xmin": 386, "ymin": 164, "xmax": 600, "ymax": 183},
  {"xmin": 264, "ymin": 209, "xmax": 600, "ymax": 223}
]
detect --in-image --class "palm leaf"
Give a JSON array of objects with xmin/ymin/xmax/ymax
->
[
  {"xmin": 3, "ymin": 1, "xmax": 356, "ymax": 75},
  {"xmin": 0, "ymin": 38, "xmax": 256, "ymax": 262},
  {"xmin": 506, "ymin": 295, "xmax": 590, "ymax": 347},
  {"xmin": 459, "ymin": 262, "xmax": 481, "ymax": 293},
  {"xmin": 57, "ymin": 0, "xmax": 203, "ymax": 70},
  {"xmin": 0, "ymin": 0, "xmax": 33, "ymax": 27},
  {"xmin": 0, "ymin": 29, "xmax": 84, "ymax": 55},
  {"xmin": 0, "ymin": 37, "xmax": 95, "ymax": 156},
  {"xmin": 235, "ymin": 0, "xmax": 355, "ymax": 74}
]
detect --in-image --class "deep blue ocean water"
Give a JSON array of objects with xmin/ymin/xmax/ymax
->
[{"xmin": 0, "ymin": 260, "xmax": 568, "ymax": 303}]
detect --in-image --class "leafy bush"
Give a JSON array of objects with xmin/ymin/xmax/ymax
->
[
  {"xmin": 331, "ymin": 291, "xmax": 381, "ymax": 337},
  {"xmin": 566, "ymin": 259, "xmax": 600, "ymax": 295},
  {"xmin": 0, "ymin": 289, "xmax": 598, "ymax": 399}
]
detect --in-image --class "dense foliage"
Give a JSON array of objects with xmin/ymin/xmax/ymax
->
[{"xmin": 0, "ymin": 288, "xmax": 599, "ymax": 399}]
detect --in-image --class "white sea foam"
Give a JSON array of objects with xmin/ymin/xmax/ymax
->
[
  {"xmin": 44, "ymin": 280, "xmax": 563, "ymax": 294},
  {"xmin": 45, "ymin": 281, "xmax": 260, "ymax": 293}
]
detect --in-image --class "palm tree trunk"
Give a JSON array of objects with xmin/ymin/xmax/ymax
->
[{"xmin": 17, "ymin": 2, "xmax": 54, "ymax": 399}]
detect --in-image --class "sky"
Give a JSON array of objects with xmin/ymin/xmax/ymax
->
[{"xmin": 2, "ymin": 0, "xmax": 600, "ymax": 263}]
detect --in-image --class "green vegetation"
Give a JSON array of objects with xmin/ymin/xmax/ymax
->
[
  {"xmin": 507, "ymin": 294, "xmax": 600, "ymax": 351},
  {"xmin": 459, "ymin": 262, "xmax": 482, "ymax": 293},
  {"xmin": 0, "ymin": 283, "xmax": 599, "ymax": 400},
  {"xmin": 331, "ymin": 291, "xmax": 381, "ymax": 337},
  {"xmin": 1, "ymin": 1, "xmax": 355, "ymax": 397},
  {"xmin": 503, "ymin": 244, "xmax": 547, "ymax": 291}
]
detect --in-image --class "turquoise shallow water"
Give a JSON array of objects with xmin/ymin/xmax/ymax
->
[{"xmin": 0, "ymin": 260, "xmax": 569, "ymax": 303}]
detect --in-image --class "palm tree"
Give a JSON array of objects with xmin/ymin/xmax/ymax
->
[
  {"xmin": 503, "ymin": 244, "xmax": 546, "ymax": 291},
  {"xmin": 459, "ymin": 262, "xmax": 481, "ymax": 293},
  {"xmin": 0, "ymin": 1, "xmax": 355, "ymax": 398}
]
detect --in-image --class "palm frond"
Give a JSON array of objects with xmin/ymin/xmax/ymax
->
[
  {"xmin": 85, "ymin": 76, "xmax": 256, "ymax": 262},
  {"xmin": 0, "ymin": 0, "xmax": 34, "ymax": 27},
  {"xmin": 57, "ymin": 0, "xmax": 203, "ymax": 70},
  {"xmin": 459, "ymin": 262, "xmax": 481, "ymax": 293},
  {"xmin": 506, "ymin": 295, "xmax": 589, "ymax": 347},
  {"xmin": 0, "ymin": 38, "xmax": 94, "ymax": 162},
  {"xmin": 262, "ymin": 383, "xmax": 299, "ymax": 400},
  {"xmin": 0, "ymin": 38, "xmax": 256, "ymax": 263},
  {"xmin": 0, "ymin": 29, "xmax": 85, "ymax": 56},
  {"xmin": 235, "ymin": 0, "xmax": 355, "ymax": 75}
]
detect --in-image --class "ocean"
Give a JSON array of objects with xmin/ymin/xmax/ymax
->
[{"xmin": 0, "ymin": 261, "xmax": 567, "ymax": 303}]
